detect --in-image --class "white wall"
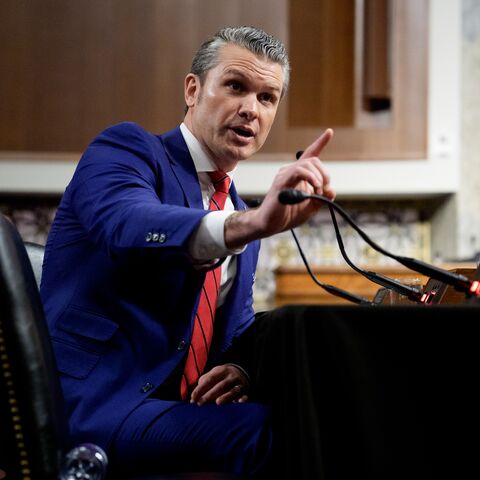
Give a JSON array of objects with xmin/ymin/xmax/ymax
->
[{"xmin": 457, "ymin": 0, "xmax": 480, "ymax": 258}]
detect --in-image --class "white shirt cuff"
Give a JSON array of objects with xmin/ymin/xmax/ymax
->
[{"xmin": 188, "ymin": 210, "xmax": 246, "ymax": 262}]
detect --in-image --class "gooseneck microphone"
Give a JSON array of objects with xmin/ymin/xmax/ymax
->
[
  {"xmin": 278, "ymin": 189, "xmax": 307, "ymax": 205},
  {"xmin": 279, "ymin": 189, "xmax": 473, "ymax": 295},
  {"xmin": 281, "ymin": 188, "xmax": 374, "ymax": 304}
]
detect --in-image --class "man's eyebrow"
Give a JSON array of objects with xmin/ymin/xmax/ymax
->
[
  {"xmin": 223, "ymin": 68, "xmax": 281, "ymax": 93},
  {"xmin": 223, "ymin": 68, "xmax": 247, "ymax": 77}
]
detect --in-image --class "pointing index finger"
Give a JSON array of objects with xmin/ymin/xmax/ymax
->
[{"xmin": 299, "ymin": 128, "xmax": 334, "ymax": 159}]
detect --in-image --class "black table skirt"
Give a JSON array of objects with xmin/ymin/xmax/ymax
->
[{"xmin": 228, "ymin": 304, "xmax": 480, "ymax": 479}]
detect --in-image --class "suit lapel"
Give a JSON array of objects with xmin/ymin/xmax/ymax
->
[
  {"xmin": 159, "ymin": 126, "xmax": 203, "ymax": 209},
  {"xmin": 159, "ymin": 126, "xmax": 257, "ymax": 352},
  {"xmin": 160, "ymin": 126, "xmax": 248, "ymax": 213}
]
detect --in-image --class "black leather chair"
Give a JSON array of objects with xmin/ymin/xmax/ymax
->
[
  {"xmin": 0, "ymin": 215, "xmax": 244, "ymax": 480},
  {"xmin": 0, "ymin": 214, "xmax": 66, "ymax": 478}
]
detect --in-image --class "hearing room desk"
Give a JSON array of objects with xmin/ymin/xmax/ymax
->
[
  {"xmin": 250, "ymin": 304, "xmax": 480, "ymax": 479},
  {"xmin": 274, "ymin": 265, "xmax": 474, "ymax": 305}
]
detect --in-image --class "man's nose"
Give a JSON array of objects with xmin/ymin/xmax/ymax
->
[{"xmin": 238, "ymin": 95, "xmax": 259, "ymax": 120}]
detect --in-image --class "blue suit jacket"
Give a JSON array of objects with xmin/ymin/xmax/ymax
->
[{"xmin": 40, "ymin": 123, "xmax": 260, "ymax": 449}]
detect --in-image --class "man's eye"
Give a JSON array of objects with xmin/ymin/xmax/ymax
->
[
  {"xmin": 260, "ymin": 93, "xmax": 273, "ymax": 103},
  {"xmin": 229, "ymin": 82, "xmax": 242, "ymax": 91}
]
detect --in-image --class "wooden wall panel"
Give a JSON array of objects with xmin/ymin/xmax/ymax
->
[
  {"xmin": 262, "ymin": 0, "xmax": 428, "ymax": 160},
  {"xmin": 0, "ymin": 0, "xmax": 287, "ymax": 152},
  {"xmin": 288, "ymin": 0, "xmax": 355, "ymax": 127},
  {"xmin": 363, "ymin": 0, "xmax": 391, "ymax": 109},
  {"xmin": 0, "ymin": 0, "xmax": 427, "ymax": 160}
]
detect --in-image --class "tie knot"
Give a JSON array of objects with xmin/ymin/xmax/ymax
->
[{"xmin": 208, "ymin": 171, "xmax": 231, "ymax": 195}]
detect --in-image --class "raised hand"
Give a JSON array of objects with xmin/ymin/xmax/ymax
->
[
  {"xmin": 296, "ymin": 128, "xmax": 335, "ymax": 200},
  {"xmin": 225, "ymin": 129, "xmax": 335, "ymax": 249}
]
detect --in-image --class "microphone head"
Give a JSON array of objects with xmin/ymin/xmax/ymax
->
[{"xmin": 278, "ymin": 189, "xmax": 307, "ymax": 205}]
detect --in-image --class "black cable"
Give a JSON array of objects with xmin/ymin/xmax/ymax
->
[
  {"xmin": 289, "ymin": 227, "xmax": 372, "ymax": 305},
  {"xmin": 328, "ymin": 205, "xmax": 423, "ymax": 303},
  {"xmin": 279, "ymin": 189, "xmax": 472, "ymax": 294}
]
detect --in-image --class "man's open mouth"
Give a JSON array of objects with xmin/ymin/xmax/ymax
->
[{"xmin": 231, "ymin": 127, "xmax": 254, "ymax": 138}]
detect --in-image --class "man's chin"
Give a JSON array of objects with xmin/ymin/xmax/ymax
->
[
  {"xmin": 229, "ymin": 144, "xmax": 259, "ymax": 161},
  {"xmin": 213, "ymin": 144, "xmax": 259, "ymax": 170}
]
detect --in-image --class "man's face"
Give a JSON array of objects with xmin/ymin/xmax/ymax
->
[{"xmin": 184, "ymin": 43, "xmax": 284, "ymax": 172}]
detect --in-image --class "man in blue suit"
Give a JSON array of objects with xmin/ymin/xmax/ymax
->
[{"xmin": 41, "ymin": 26, "xmax": 334, "ymax": 475}]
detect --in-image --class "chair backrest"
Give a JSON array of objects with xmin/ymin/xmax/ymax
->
[
  {"xmin": 24, "ymin": 241, "xmax": 45, "ymax": 288},
  {"xmin": 0, "ymin": 214, "xmax": 66, "ymax": 479}
]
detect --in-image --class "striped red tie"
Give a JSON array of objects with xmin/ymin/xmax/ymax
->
[{"xmin": 180, "ymin": 171, "xmax": 231, "ymax": 399}]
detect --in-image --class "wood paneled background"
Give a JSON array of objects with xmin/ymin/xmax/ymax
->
[
  {"xmin": 0, "ymin": 0, "xmax": 287, "ymax": 152},
  {"xmin": 0, "ymin": 0, "xmax": 428, "ymax": 159},
  {"xmin": 289, "ymin": 0, "xmax": 355, "ymax": 127}
]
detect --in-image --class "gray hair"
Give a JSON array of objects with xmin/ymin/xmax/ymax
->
[{"xmin": 190, "ymin": 26, "xmax": 290, "ymax": 98}]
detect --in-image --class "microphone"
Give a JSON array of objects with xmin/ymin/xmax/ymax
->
[
  {"xmin": 278, "ymin": 189, "xmax": 474, "ymax": 296},
  {"xmin": 467, "ymin": 264, "xmax": 480, "ymax": 304},
  {"xmin": 278, "ymin": 189, "xmax": 306, "ymax": 205},
  {"xmin": 282, "ymin": 176, "xmax": 371, "ymax": 304}
]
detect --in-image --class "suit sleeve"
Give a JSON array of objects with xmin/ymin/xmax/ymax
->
[{"xmin": 67, "ymin": 122, "xmax": 208, "ymax": 261}]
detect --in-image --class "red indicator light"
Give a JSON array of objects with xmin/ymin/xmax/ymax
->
[
  {"xmin": 470, "ymin": 280, "xmax": 480, "ymax": 294},
  {"xmin": 420, "ymin": 293, "xmax": 428, "ymax": 303}
]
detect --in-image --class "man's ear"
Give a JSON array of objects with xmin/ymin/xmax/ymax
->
[{"xmin": 184, "ymin": 73, "xmax": 200, "ymax": 108}]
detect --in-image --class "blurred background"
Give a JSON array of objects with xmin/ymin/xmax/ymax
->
[{"xmin": 1, "ymin": 0, "xmax": 479, "ymax": 308}]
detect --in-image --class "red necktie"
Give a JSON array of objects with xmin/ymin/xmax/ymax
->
[{"xmin": 180, "ymin": 171, "xmax": 231, "ymax": 399}]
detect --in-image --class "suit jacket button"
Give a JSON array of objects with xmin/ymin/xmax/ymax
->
[
  {"xmin": 145, "ymin": 232, "xmax": 153, "ymax": 242},
  {"xmin": 141, "ymin": 382, "xmax": 154, "ymax": 393},
  {"xmin": 152, "ymin": 233, "xmax": 159, "ymax": 242},
  {"xmin": 159, "ymin": 233, "xmax": 167, "ymax": 243},
  {"xmin": 177, "ymin": 340, "xmax": 186, "ymax": 351}
]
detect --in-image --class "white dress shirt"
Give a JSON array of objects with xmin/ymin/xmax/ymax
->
[{"xmin": 180, "ymin": 123, "xmax": 246, "ymax": 307}]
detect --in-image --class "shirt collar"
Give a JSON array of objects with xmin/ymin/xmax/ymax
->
[{"xmin": 180, "ymin": 123, "xmax": 235, "ymax": 180}]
